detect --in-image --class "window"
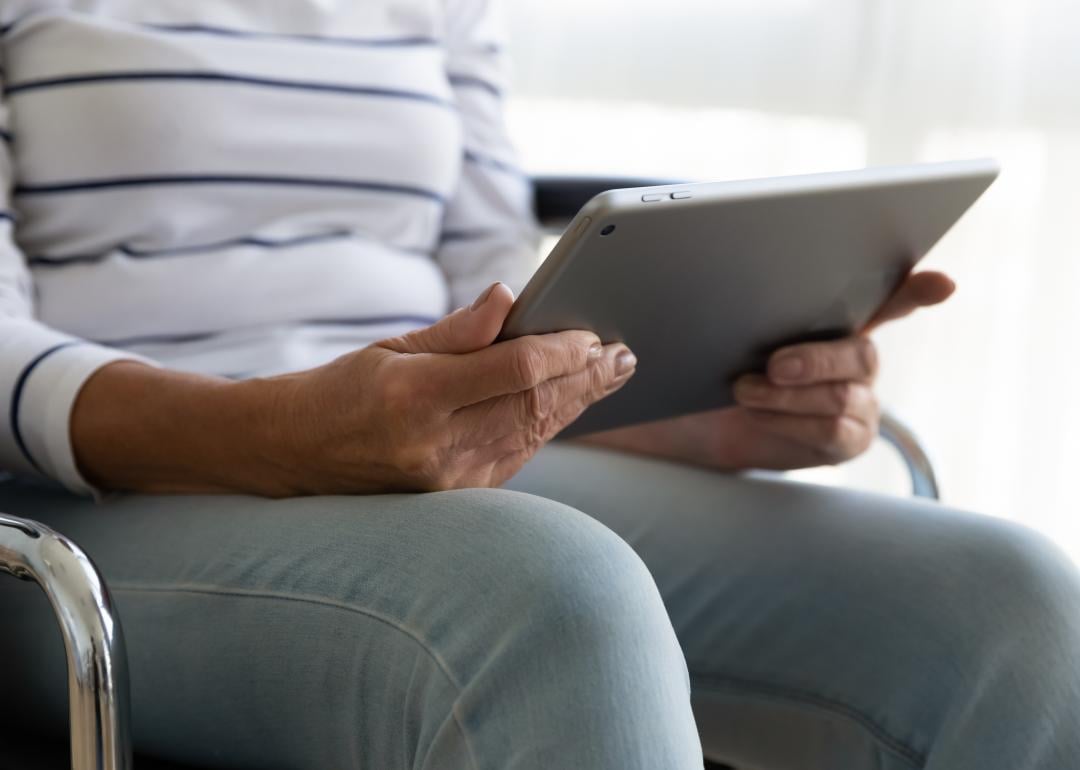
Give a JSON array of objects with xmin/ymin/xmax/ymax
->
[{"xmin": 506, "ymin": 0, "xmax": 1080, "ymax": 558}]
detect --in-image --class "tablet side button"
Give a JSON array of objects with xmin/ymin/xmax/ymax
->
[
  {"xmin": 641, "ymin": 194, "xmax": 664, "ymax": 202},
  {"xmin": 671, "ymin": 191, "xmax": 693, "ymax": 200},
  {"xmin": 574, "ymin": 216, "xmax": 592, "ymax": 237}
]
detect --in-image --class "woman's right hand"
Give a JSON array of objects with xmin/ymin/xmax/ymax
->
[
  {"xmin": 72, "ymin": 283, "xmax": 634, "ymax": 497},
  {"xmin": 265, "ymin": 282, "xmax": 636, "ymax": 495}
]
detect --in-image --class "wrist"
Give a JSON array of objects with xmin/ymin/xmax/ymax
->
[
  {"xmin": 230, "ymin": 372, "xmax": 315, "ymax": 497},
  {"xmin": 573, "ymin": 410, "xmax": 747, "ymax": 471},
  {"xmin": 575, "ymin": 420, "xmax": 681, "ymax": 458},
  {"xmin": 204, "ymin": 374, "xmax": 292, "ymax": 496}
]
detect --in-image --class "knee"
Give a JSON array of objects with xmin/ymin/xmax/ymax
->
[
  {"xmin": 941, "ymin": 515, "xmax": 1078, "ymax": 624},
  {"xmin": 441, "ymin": 488, "xmax": 684, "ymax": 671},
  {"xmin": 913, "ymin": 513, "xmax": 1080, "ymax": 681},
  {"xmin": 401, "ymin": 490, "xmax": 699, "ymax": 763},
  {"xmin": 463, "ymin": 488, "xmax": 670, "ymax": 619}
]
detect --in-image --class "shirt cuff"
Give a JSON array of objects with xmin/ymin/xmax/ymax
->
[{"xmin": 13, "ymin": 340, "xmax": 152, "ymax": 497}]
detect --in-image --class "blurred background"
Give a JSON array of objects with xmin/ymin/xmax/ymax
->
[{"xmin": 500, "ymin": 0, "xmax": 1080, "ymax": 558}]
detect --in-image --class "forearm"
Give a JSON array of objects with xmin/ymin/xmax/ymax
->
[
  {"xmin": 575, "ymin": 418, "xmax": 704, "ymax": 463},
  {"xmin": 71, "ymin": 362, "xmax": 291, "ymax": 496},
  {"xmin": 574, "ymin": 410, "xmax": 748, "ymax": 471}
]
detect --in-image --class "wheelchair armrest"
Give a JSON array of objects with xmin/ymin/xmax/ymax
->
[
  {"xmin": 878, "ymin": 410, "xmax": 940, "ymax": 500},
  {"xmin": 0, "ymin": 512, "xmax": 132, "ymax": 770},
  {"xmin": 531, "ymin": 175, "xmax": 942, "ymax": 501},
  {"xmin": 532, "ymin": 175, "xmax": 683, "ymax": 229}
]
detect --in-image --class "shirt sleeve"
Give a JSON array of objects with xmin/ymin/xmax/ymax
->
[
  {"xmin": 0, "ymin": 80, "xmax": 148, "ymax": 496},
  {"xmin": 436, "ymin": 0, "xmax": 541, "ymax": 309}
]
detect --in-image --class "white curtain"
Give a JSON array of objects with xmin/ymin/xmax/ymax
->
[{"xmin": 502, "ymin": 0, "xmax": 1080, "ymax": 557}]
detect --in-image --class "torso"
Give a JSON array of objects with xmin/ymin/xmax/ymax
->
[{"xmin": 1, "ymin": 1, "xmax": 465, "ymax": 375}]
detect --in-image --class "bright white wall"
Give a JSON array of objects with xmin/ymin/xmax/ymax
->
[{"xmin": 501, "ymin": 0, "xmax": 1080, "ymax": 557}]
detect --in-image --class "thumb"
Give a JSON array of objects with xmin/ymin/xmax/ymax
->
[
  {"xmin": 863, "ymin": 271, "xmax": 956, "ymax": 334},
  {"xmin": 380, "ymin": 282, "xmax": 515, "ymax": 355}
]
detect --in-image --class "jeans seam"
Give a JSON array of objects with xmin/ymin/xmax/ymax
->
[
  {"xmin": 691, "ymin": 673, "xmax": 926, "ymax": 769},
  {"xmin": 114, "ymin": 581, "xmax": 461, "ymax": 685},
  {"xmin": 112, "ymin": 582, "xmax": 484, "ymax": 770},
  {"xmin": 446, "ymin": 700, "xmax": 483, "ymax": 770}
]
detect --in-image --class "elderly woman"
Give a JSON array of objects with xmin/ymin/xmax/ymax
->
[{"xmin": 0, "ymin": 2, "xmax": 1077, "ymax": 769}]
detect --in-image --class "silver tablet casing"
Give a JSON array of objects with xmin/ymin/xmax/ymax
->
[{"xmin": 501, "ymin": 159, "xmax": 1000, "ymax": 437}]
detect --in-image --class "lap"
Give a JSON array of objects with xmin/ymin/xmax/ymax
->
[
  {"xmin": 0, "ymin": 481, "xmax": 662, "ymax": 767},
  {"xmin": 507, "ymin": 443, "xmax": 1080, "ymax": 769},
  {"xmin": 3, "ymin": 445, "xmax": 1077, "ymax": 769}
]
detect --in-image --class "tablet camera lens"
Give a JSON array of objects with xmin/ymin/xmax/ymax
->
[{"xmin": 600, "ymin": 225, "xmax": 616, "ymax": 236}]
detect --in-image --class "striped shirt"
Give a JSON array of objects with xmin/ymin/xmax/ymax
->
[{"xmin": 0, "ymin": 0, "xmax": 538, "ymax": 494}]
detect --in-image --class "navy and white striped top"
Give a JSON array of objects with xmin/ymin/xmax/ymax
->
[{"xmin": 0, "ymin": 0, "xmax": 538, "ymax": 494}]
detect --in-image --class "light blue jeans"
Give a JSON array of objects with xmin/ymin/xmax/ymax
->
[{"xmin": 1, "ymin": 443, "xmax": 1078, "ymax": 769}]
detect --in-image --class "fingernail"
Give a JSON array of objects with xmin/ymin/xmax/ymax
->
[
  {"xmin": 588, "ymin": 342, "xmax": 603, "ymax": 359},
  {"xmin": 470, "ymin": 282, "xmax": 502, "ymax": 311},
  {"xmin": 615, "ymin": 349, "xmax": 638, "ymax": 376},
  {"xmin": 772, "ymin": 355, "xmax": 804, "ymax": 382}
]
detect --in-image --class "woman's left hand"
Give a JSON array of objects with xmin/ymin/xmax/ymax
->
[{"xmin": 580, "ymin": 271, "xmax": 956, "ymax": 471}]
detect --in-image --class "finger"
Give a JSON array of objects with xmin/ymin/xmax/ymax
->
[
  {"xmin": 733, "ymin": 375, "xmax": 877, "ymax": 421},
  {"xmin": 767, "ymin": 336, "xmax": 878, "ymax": 386},
  {"xmin": 484, "ymin": 359, "xmax": 637, "ymax": 481},
  {"xmin": 379, "ymin": 282, "xmax": 515, "ymax": 355},
  {"xmin": 746, "ymin": 411, "xmax": 876, "ymax": 465},
  {"xmin": 450, "ymin": 343, "xmax": 636, "ymax": 445},
  {"xmin": 864, "ymin": 271, "xmax": 956, "ymax": 333},
  {"xmin": 430, "ymin": 331, "xmax": 613, "ymax": 409}
]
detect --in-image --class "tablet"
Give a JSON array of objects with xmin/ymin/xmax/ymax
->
[{"xmin": 500, "ymin": 159, "xmax": 1000, "ymax": 437}]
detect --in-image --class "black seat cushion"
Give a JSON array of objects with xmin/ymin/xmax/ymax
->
[
  {"xmin": 0, "ymin": 736, "xmax": 203, "ymax": 770},
  {"xmin": 1, "ymin": 734, "xmax": 735, "ymax": 769}
]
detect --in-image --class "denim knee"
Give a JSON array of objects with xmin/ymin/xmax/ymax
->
[
  {"xmin": 925, "ymin": 517, "xmax": 1080, "ymax": 651},
  {"xmin": 432, "ymin": 488, "xmax": 691, "ymax": 689},
  {"xmin": 409, "ymin": 489, "xmax": 700, "ymax": 767},
  {"xmin": 950, "ymin": 518, "xmax": 1080, "ymax": 664},
  {"xmin": 457, "ymin": 488, "xmax": 682, "ymax": 645},
  {"xmin": 887, "ymin": 512, "xmax": 1080, "ymax": 725}
]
